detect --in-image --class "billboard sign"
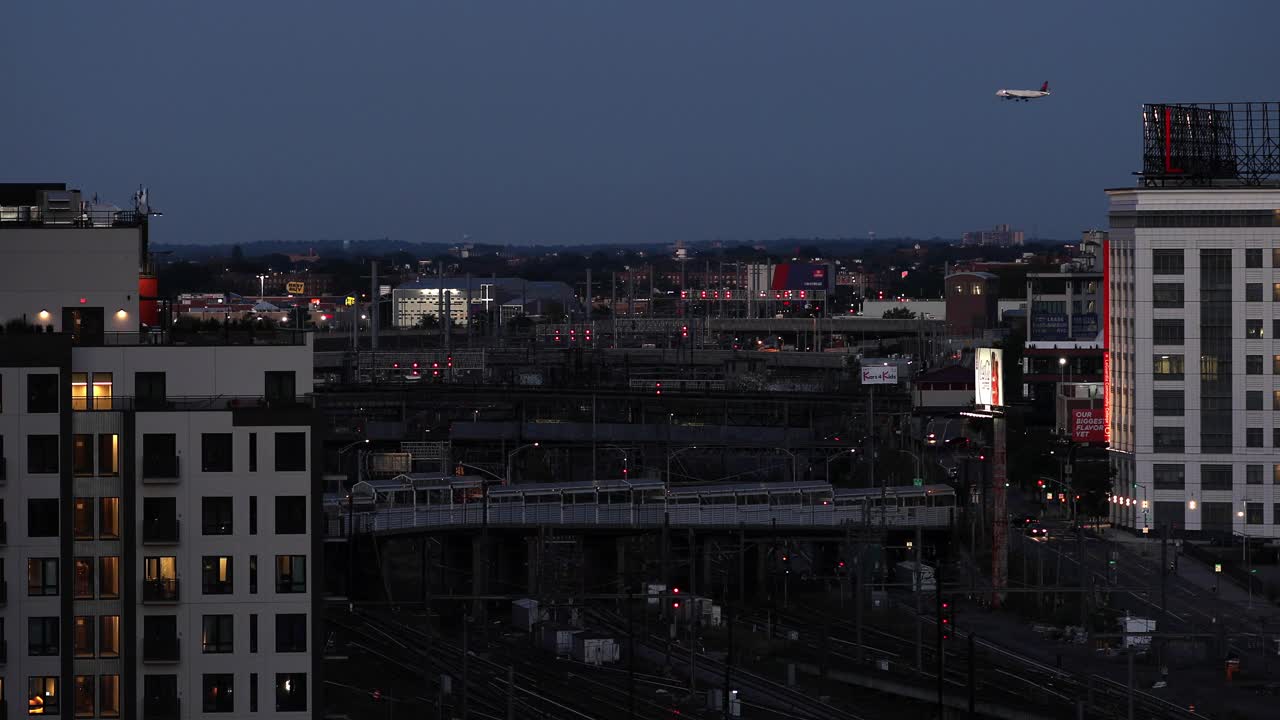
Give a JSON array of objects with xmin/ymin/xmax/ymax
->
[
  {"xmin": 975, "ymin": 348, "xmax": 1004, "ymax": 408},
  {"xmin": 1030, "ymin": 312, "xmax": 1068, "ymax": 341},
  {"xmin": 771, "ymin": 263, "xmax": 834, "ymax": 292},
  {"xmin": 285, "ymin": 281, "xmax": 305, "ymax": 294},
  {"xmin": 1071, "ymin": 313, "xmax": 1100, "ymax": 338},
  {"xmin": 861, "ymin": 365, "xmax": 898, "ymax": 385},
  {"xmin": 1071, "ymin": 408, "xmax": 1107, "ymax": 443}
]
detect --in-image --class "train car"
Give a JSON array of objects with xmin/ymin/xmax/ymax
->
[
  {"xmin": 832, "ymin": 484, "xmax": 955, "ymax": 527},
  {"xmin": 665, "ymin": 481, "xmax": 833, "ymax": 526}
]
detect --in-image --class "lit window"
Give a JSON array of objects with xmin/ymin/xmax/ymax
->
[
  {"xmin": 92, "ymin": 373, "xmax": 112, "ymax": 410},
  {"xmin": 28, "ymin": 676, "xmax": 59, "ymax": 716},
  {"xmin": 71, "ymin": 372, "xmax": 88, "ymax": 411},
  {"xmin": 99, "ymin": 675, "xmax": 120, "ymax": 718},
  {"xmin": 97, "ymin": 435, "xmax": 118, "ymax": 476},
  {"xmin": 99, "ymin": 498, "xmax": 120, "ymax": 539},
  {"xmin": 73, "ymin": 616, "xmax": 95, "ymax": 658},
  {"xmin": 73, "ymin": 675, "xmax": 94, "ymax": 718},
  {"xmin": 99, "ymin": 556, "xmax": 120, "ymax": 599},
  {"xmin": 98, "ymin": 616, "xmax": 120, "ymax": 658}
]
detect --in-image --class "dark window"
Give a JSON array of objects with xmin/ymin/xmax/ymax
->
[
  {"xmin": 265, "ymin": 371, "xmax": 296, "ymax": 404},
  {"xmin": 1153, "ymin": 354, "xmax": 1184, "ymax": 379},
  {"xmin": 28, "ymin": 616, "xmax": 59, "ymax": 655},
  {"xmin": 1202, "ymin": 502, "xmax": 1233, "ymax": 535},
  {"xmin": 274, "ymin": 433, "xmax": 306, "ymax": 472},
  {"xmin": 28, "ymin": 558, "xmax": 57, "ymax": 595},
  {"xmin": 201, "ymin": 497, "xmax": 233, "ymax": 535},
  {"xmin": 1152, "ymin": 464, "xmax": 1184, "ymax": 489},
  {"xmin": 275, "ymin": 674, "xmax": 306, "ymax": 713},
  {"xmin": 73, "ymin": 616, "xmax": 94, "ymax": 658},
  {"xmin": 276, "ymin": 555, "xmax": 306, "ymax": 593},
  {"xmin": 1248, "ymin": 465, "xmax": 1264, "ymax": 485},
  {"xmin": 1153, "ymin": 501, "xmax": 1185, "ymax": 532},
  {"xmin": 73, "ymin": 497, "xmax": 94, "ymax": 535},
  {"xmin": 250, "ymin": 613, "xmax": 258, "ymax": 653},
  {"xmin": 250, "ymin": 496, "xmax": 257, "ymax": 535},
  {"xmin": 275, "ymin": 496, "xmax": 306, "ymax": 534},
  {"xmin": 203, "ymin": 674, "xmax": 235, "ymax": 713},
  {"xmin": 27, "ymin": 373, "xmax": 58, "ymax": 413},
  {"xmin": 142, "ymin": 497, "xmax": 178, "ymax": 542},
  {"xmin": 142, "ymin": 616, "xmax": 178, "ymax": 661},
  {"xmin": 202, "ymin": 433, "xmax": 233, "ymax": 473},
  {"xmin": 1152, "ymin": 283, "xmax": 1184, "ymax": 308},
  {"xmin": 1247, "ymin": 248, "xmax": 1264, "ymax": 268},
  {"xmin": 1152, "ymin": 427, "xmax": 1183, "ymax": 453},
  {"xmin": 202, "ymin": 556, "xmax": 233, "ymax": 595},
  {"xmin": 27, "ymin": 434, "xmax": 59, "ymax": 474},
  {"xmin": 74, "ymin": 557, "xmax": 94, "ymax": 599},
  {"xmin": 135, "ymin": 372, "xmax": 166, "ymax": 409},
  {"xmin": 1248, "ymin": 391, "xmax": 1264, "ymax": 411},
  {"xmin": 1201, "ymin": 465, "xmax": 1233, "ymax": 491},
  {"xmin": 1152, "ymin": 390, "xmax": 1184, "ymax": 416},
  {"xmin": 1275, "ymin": 504, "xmax": 1280, "ymax": 524},
  {"xmin": 28, "ymin": 498, "xmax": 58, "ymax": 537},
  {"xmin": 275, "ymin": 614, "xmax": 307, "ymax": 653},
  {"xmin": 1248, "ymin": 283, "xmax": 1265, "ymax": 301},
  {"xmin": 143, "ymin": 676, "xmax": 178, "ymax": 719},
  {"xmin": 1248, "ymin": 428, "xmax": 1264, "ymax": 448},
  {"xmin": 74, "ymin": 675, "xmax": 95, "ymax": 718},
  {"xmin": 1274, "ymin": 319, "xmax": 1280, "ymax": 339},
  {"xmin": 249, "ymin": 432, "xmax": 257, "ymax": 473},
  {"xmin": 1247, "ymin": 355, "xmax": 1264, "ymax": 374},
  {"xmin": 202, "ymin": 615, "xmax": 234, "ymax": 654},
  {"xmin": 142, "ymin": 434, "xmax": 178, "ymax": 478},
  {"xmin": 73, "ymin": 434, "xmax": 94, "ymax": 475},
  {"xmin": 29, "ymin": 677, "xmax": 60, "ymax": 716},
  {"xmin": 1248, "ymin": 502, "xmax": 1264, "ymax": 525},
  {"xmin": 1152, "ymin": 319, "xmax": 1183, "ymax": 345},
  {"xmin": 1202, "ymin": 249, "xmax": 1233, "ymax": 455},
  {"xmin": 1247, "ymin": 319, "xmax": 1265, "ymax": 339},
  {"xmin": 1152, "ymin": 249, "xmax": 1183, "ymax": 275},
  {"xmin": 250, "ymin": 674, "xmax": 258, "ymax": 713},
  {"xmin": 250, "ymin": 555, "xmax": 258, "ymax": 594}
]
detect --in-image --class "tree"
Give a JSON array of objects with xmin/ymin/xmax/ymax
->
[
  {"xmin": 416, "ymin": 315, "xmax": 440, "ymax": 330},
  {"xmin": 882, "ymin": 306, "xmax": 917, "ymax": 319}
]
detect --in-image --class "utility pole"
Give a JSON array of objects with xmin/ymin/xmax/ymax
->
[
  {"xmin": 935, "ymin": 565, "xmax": 944, "ymax": 714},
  {"xmin": 689, "ymin": 527, "xmax": 697, "ymax": 694},
  {"xmin": 1160, "ymin": 523, "xmax": 1168, "ymax": 627},
  {"xmin": 915, "ymin": 524, "xmax": 923, "ymax": 672},
  {"xmin": 370, "ymin": 260, "xmax": 379, "ymax": 351},
  {"xmin": 462, "ymin": 617, "xmax": 470, "ymax": 720},
  {"xmin": 723, "ymin": 601, "xmax": 734, "ymax": 720},
  {"xmin": 1127, "ymin": 646, "xmax": 1134, "ymax": 720},
  {"xmin": 968, "ymin": 632, "xmax": 977, "ymax": 718},
  {"xmin": 628, "ymin": 583, "xmax": 636, "ymax": 720}
]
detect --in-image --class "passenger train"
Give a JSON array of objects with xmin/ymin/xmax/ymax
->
[{"xmin": 328, "ymin": 475, "xmax": 956, "ymax": 533}]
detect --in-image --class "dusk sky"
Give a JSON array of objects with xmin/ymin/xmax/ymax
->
[{"xmin": 5, "ymin": 1, "xmax": 1276, "ymax": 246}]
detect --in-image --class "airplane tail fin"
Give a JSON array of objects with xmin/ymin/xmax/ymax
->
[{"xmin": 1041, "ymin": 81, "xmax": 1050, "ymax": 92}]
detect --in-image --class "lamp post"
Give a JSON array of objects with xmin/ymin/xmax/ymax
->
[
  {"xmin": 257, "ymin": 274, "xmax": 268, "ymax": 299},
  {"xmin": 824, "ymin": 449, "xmax": 857, "ymax": 483},
  {"xmin": 666, "ymin": 446, "xmax": 699, "ymax": 485},
  {"xmin": 505, "ymin": 442, "xmax": 540, "ymax": 486}
]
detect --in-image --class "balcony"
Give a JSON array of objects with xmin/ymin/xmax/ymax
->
[
  {"xmin": 142, "ymin": 579, "xmax": 179, "ymax": 604},
  {"xmin": 142, "ymin": 636, "xmax": 180, "ymax": 663},
  {"xmin": 143, "ymin": 698, "xmax": 179, "ymax": 720},
  {"xmin": 142, "ymin": 519, "xmax": 179, "ymax": 545},
  {"xmin": 142, "ymin": 456, "xmax": 180, "ymax": 483}
]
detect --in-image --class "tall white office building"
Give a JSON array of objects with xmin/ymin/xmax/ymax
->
[
  {"xmin": 0, "ymin": 184, "xmax": 319, "ymax": 718},
  {"xmin": 1107, "ymin": 187, "xmax": 1280, "ymax": 539}
]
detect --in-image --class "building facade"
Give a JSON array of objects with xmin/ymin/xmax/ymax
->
[
  {"xmin": 0, "ymin": 184, "xmax": 320, "ymax": 718},
  {"xmin": 1107, "ymin": 188, "xmax": 1280, "ymax": 538}
]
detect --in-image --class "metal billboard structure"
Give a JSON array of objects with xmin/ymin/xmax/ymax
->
[{"xmin": 1140, "ymin": 102, "xmax": 1280, "ymax": 186}]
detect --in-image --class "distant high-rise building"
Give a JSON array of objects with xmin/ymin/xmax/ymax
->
[{"xmin": 961, "ymin": 224, "xmax": 1025, "ymax": 247}]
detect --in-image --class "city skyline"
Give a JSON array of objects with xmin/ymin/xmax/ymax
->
[{"xmin": 5, "ymin": 1, "xmax": 1276, "ymax": 246}]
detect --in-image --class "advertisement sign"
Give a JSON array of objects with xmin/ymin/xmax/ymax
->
[
  {"xmin": 975, "ymin": 348, "xmax": 1004, "ymax": 408},
  {"xmin": 1071, "ymin": 313, "xmax": 1100, "ymax": 338},
  {"xmin": 771, "ymin": 263, "xmax": 834, "ymax": 292},
  {"xmin": 861, "ymin": 365, "xmax": 899, "ymax": 385},
  {"xmin": 1030, "ymin": 313, "xmax": 1068, "ymax": 341},
  {"xmin": 1071, "ymin": 408, "xmax": 1107, "ymax": 443},
  {"xmin": 285, "ymin": 281, "xmax": 305, "ymax": 294}
]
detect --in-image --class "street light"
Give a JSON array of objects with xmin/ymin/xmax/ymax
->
[
  {"xmin": 824, "ymin": 448, "xmax": 856, "ymax": 482},
  {"xmin": 666, "ymin": 446, "xmax": 699, "ymax": 484},
  {"xmin": 257, "ymin": 274, "xmax": 267, "ymax": 298},
  {"xmin": 505, "ymin": 442, "xmax": 540, "ymax": 485},
  {"xmin": 599, "ymin": 445, "xmax": 631, "ymax": 479},
  {"xmin": 1058, "ymin": 356, "xmax": 1067, "ymax": 386}
]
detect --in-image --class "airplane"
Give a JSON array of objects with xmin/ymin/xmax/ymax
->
[{"xmin": 996, "ymin": 82, "xmax": 1050, "ymax": 101}]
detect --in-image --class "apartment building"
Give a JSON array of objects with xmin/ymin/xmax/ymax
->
[{"xmin": 0, "ymin": 184, "xmax": 320, "ymax": 718}]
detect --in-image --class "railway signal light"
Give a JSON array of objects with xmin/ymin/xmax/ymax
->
[{"xmin": 655, "ymin": 382, "xmax": 662, "ymax": 396}]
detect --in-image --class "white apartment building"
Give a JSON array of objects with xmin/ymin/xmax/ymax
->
[
  {"xmin": 0, "ymin": 184, "xmax": 319, "ymax": 718},
  {"xmin": 1107, "ymin": 187, "xmax": 1280, "ymax": 539}
]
